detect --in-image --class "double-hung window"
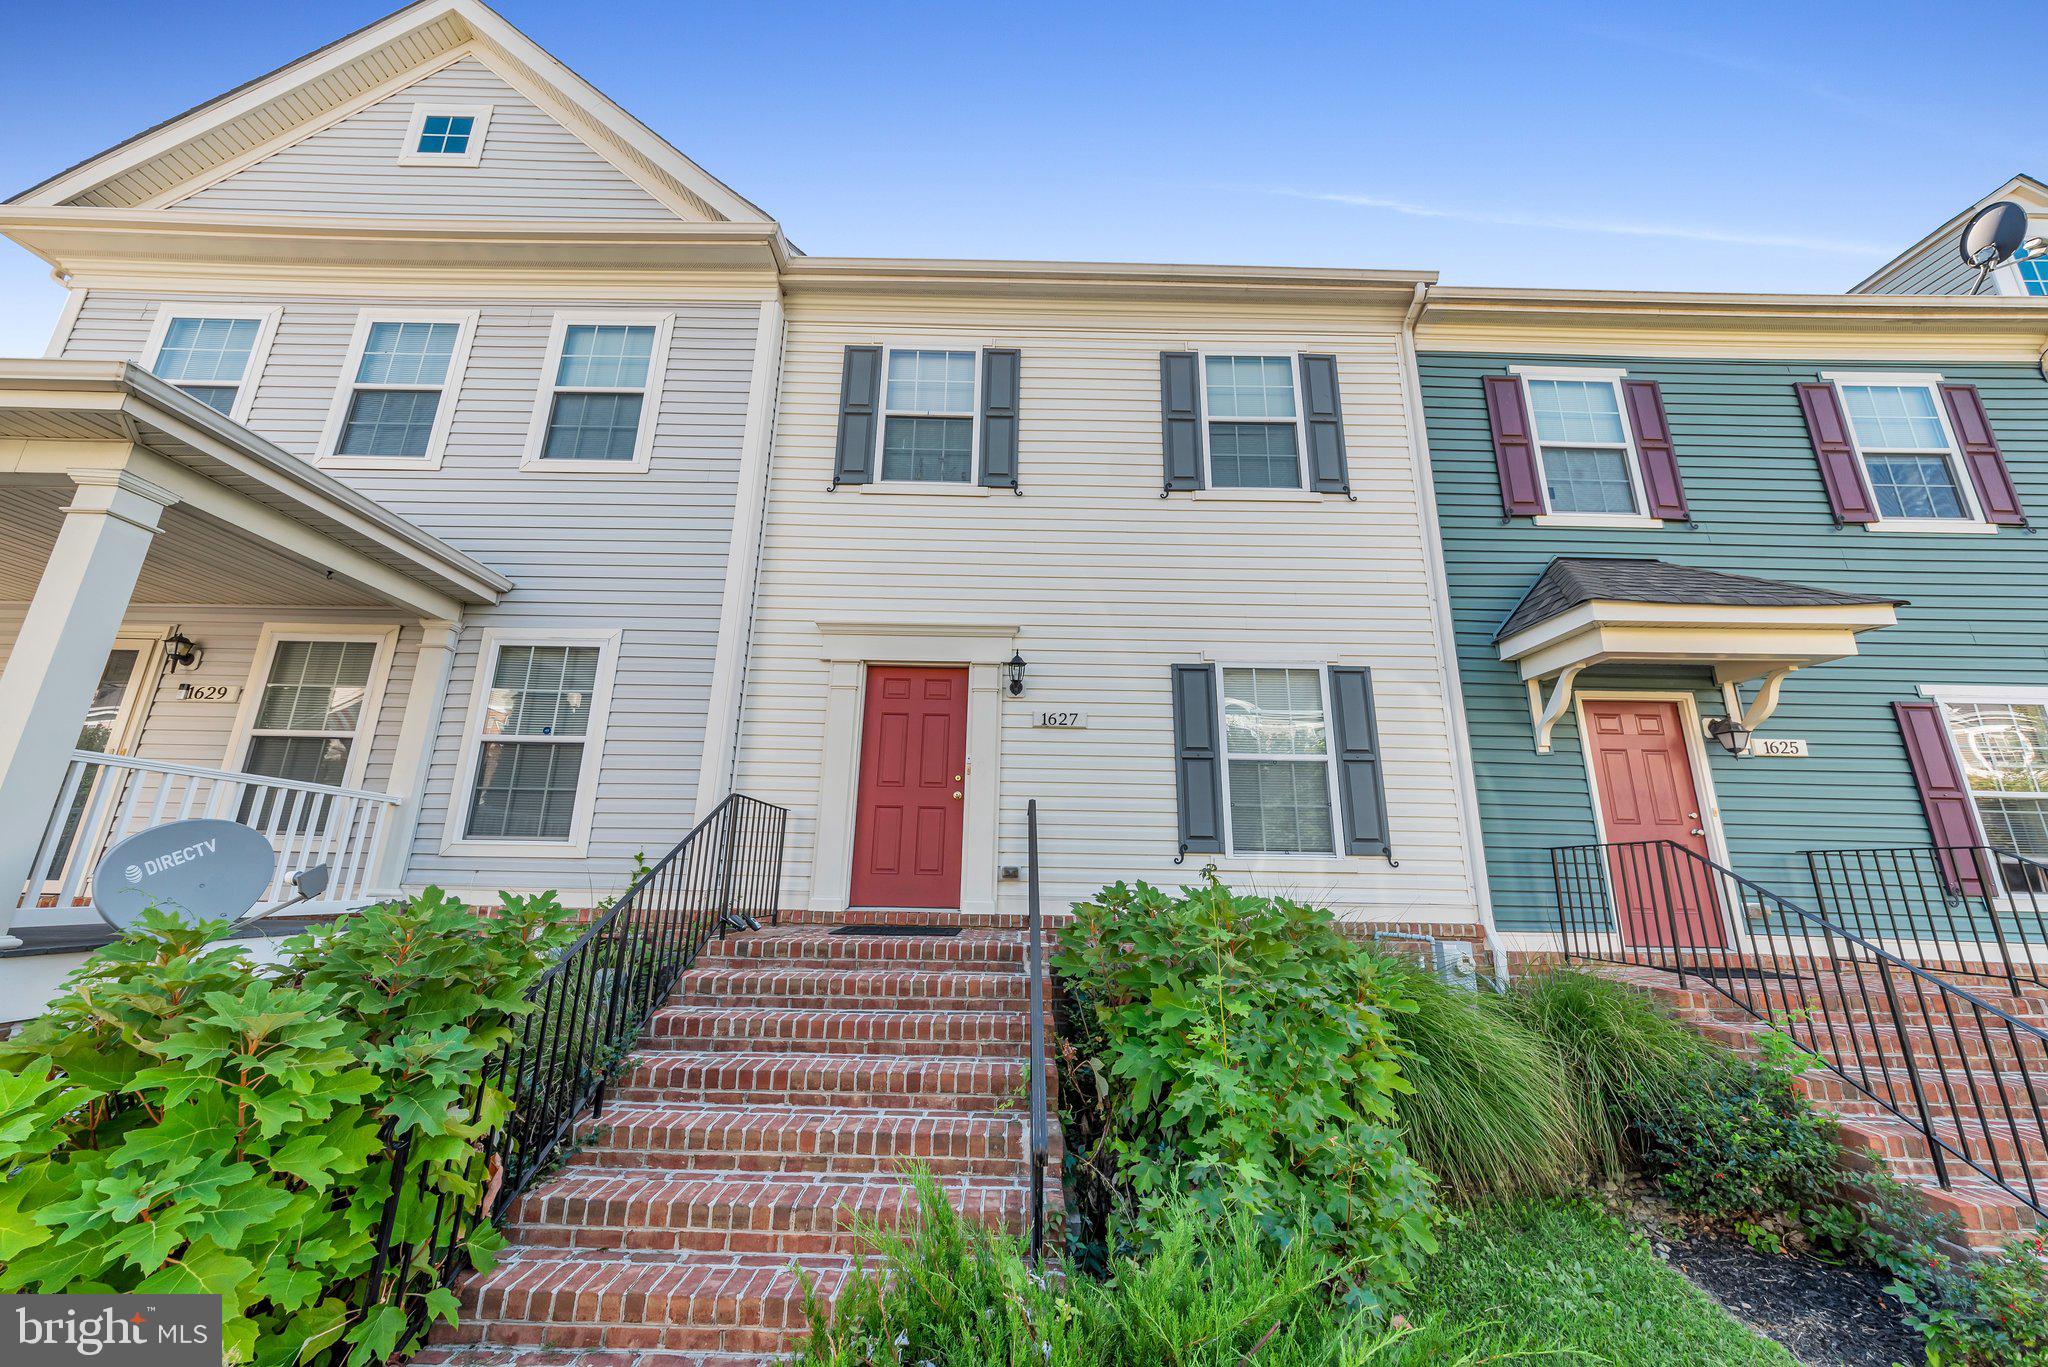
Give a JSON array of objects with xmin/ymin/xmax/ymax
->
[
  {"xmin": 880, "ymin": 349, "xmax": 978, "ymax": 484},
  {"xmin": 2016, "ymin": 258, "xmax": 2048, "ymax": 296},
  {"xmin": 231, "ymin": 628, "xmax": 395, "ymax": 828},
  {"xmin": 1203, "ymin": 355, "xmax": 1304, "ymax": 489},
  {"xmin": 1828, "ymin": 374, "xmax": 1980, "ymax": 526},
  {"xmin": 1218, "ymin": 666, "xmax": 1337, "ymax": 855},
  {"xmin": 1936, "ymin": 697, "xmax": 2048, "ymax": 861},
  {"xmin": 145, "ymin": 309, "xmax": 279, "ymax": 421},
  {"xmin": 321, "ymin": 310, "xmax": 476, "ymax": 466},
  {"xmin": 1517, "ymin": 368, "xmax": 1645, "ymax": 517},
  {"xmin": 523, "ymin": 316, "xmax": 673, "ymax": 471},
  {"xmin": 447, "ymin": 631, "xmax": 620, "ymax": 855},
  {"xmin": 399, "ymin": 104, "xmax": 491, "ymax": 166}
]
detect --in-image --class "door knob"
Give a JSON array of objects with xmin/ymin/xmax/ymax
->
[
  {"xmin": 1690, "ymin": 828, "xmax": 1705, "ymax": 836},
  {"xmin": 952, "ymin": 791, "xmax": 963, "ymax": 800}
]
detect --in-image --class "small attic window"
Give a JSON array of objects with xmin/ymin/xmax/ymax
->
[{"xmin": 399, "ymin": 104, "xmax": 491, "ymax": 167}]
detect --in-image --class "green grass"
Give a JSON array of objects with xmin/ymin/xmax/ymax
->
[{"xmin": 1395, "ymin": 1200, "xmax": 1795, "ymax": 1366}]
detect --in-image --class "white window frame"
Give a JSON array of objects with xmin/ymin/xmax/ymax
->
[
  {"xmin": 871, "ymin": 344, "xmax": 984, "ymax": 489},
  {"xmin": 1198, "ymin": 351, "xmax": 1309, "ymax": 493},
  {"xmin": 397, "ymin": 103, "xmax": 493, "ymax": 167},
  {"xmin": 1822, "ymin": 371, "xmax": 1993, "ymax": 535},
  {"xmin": 223, "ymin": 623, "xmax": 402, "ymax": 794},
  {"xmin": 1212, "ymin": 661, "xmax": 1342, "ymax": 860},
  {"xmin": 1507, "ymin": 364, "xmax": 1660, "ymax": 528},
  {"xmin": 441, "ymin": 627, "xmax": 622, "ymax": 859},
  {"xmin": 316, "ymin": 309, "xmax": 479, "ymax": 470},
  {"xmin": 1919, "ymin": 685, "xmax": 2048, "ymax": 872},
  {"xmin": 140, "ymin": 305, "xmax": 282, "ymax": 426},
  {"xmin": 520, "ymin": 313, "xmax": 674, "ymax": 473}
]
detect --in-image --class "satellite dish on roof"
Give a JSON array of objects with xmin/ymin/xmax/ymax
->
[
  {"xmin": 1961, "ymin": 201, "xmax": 2030, "ymax": 293},
  {"xmin": 92, "ymin": 818, "xmax": 276, "ymax": 929}
]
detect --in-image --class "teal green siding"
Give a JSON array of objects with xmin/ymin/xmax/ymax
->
[{"xmin": 1419, "ymin": 352, "xmax": 2048, "ymax": 931}]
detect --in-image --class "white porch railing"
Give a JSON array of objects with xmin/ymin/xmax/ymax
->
[{"xmin": 18, "ymin": 751, "xmax": 401, "ymax": 918}]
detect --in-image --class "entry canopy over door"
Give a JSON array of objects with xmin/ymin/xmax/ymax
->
[{"xmin": 1496, "ymin": 558, "xmax": 1903, "ymax": 753}]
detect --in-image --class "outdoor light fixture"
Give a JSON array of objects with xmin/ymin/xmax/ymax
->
[
  {"xmin": 162, "ymin": 628, "xmax": 203, "ymax": 673},
  {"xmin": 1006, "ymin": 652, "xmax": 1028, "ymax": 696},
  {"xmin": 1707, "ymin": 715, "xmax": 1753, "ymax": 757}
]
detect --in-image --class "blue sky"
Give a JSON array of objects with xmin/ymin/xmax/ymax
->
[{"xmin": 0, "ymin": 1, "xmax": 2025, "ymax": 355}]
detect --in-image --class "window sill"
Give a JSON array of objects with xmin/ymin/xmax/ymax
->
[
  {"xmin": 318, "ymin": 454, "xmax": 446, "ymax": 472},
  {"xmin": 518, "ymin": 458, "xmax": 653, "ymax": 475},
  {"xmin": 1532, "ymin": 512, "xmax": 1665, "ymax": 529},
  {"xmin": 1208, "ymin": 854, "xmax": 1375, "ymax": 877},
  {"xmin": 1190, "ymin": 488, "xmax": 1323, "ymax": 503},
  {"xmin": 438, "ymin": 838, "xmax": 592, "ymax": 860},
  {"xmin": 1860, "ymin": 519, "xmax": 2001, "ymax": 536},
  {"xmin": 856, "ymin": 482, "xmax": 993, "ymax": 498}
]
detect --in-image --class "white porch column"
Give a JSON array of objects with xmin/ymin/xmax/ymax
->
[
  {"xmin": 368, "ymin": 618, "xmax": 461, "ymax": 897},
  {"xmin": 0, "ymin": 468, "xmax": 178, "ymax": 946}
]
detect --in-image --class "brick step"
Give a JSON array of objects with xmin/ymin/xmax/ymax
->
[
  {"xmin": 645, "ymin": 1005, "xmax": 1032, "ymax": 1056},
  {"xmin": 673, "ymin": 965, "xmax": 1028, "ymax": 1012},
  {"xmin": 779, "ymin": 906, "xmax": 1069, "ymax": 932},
  {"xmin": 504, "ymin": 1167, "xmax": 1032, "ymax": 1257},
  {"xmin": 416, "ymin": 1350, "xmax": 770, "ymax": 1367},
  {"xmin": 695, "ymin": 925, "xmax": 1026, "ymax": 968},
  {"xmin": 1796, "ymin": 1064, "xmax": 2048, "ymax": 1119},
  {"xmin": 1828, "ymin": 1101, "xmax": 2048, "ymax": 1171},
  {"xmin": 613, "ymin": 1051, "xmax": 1028, "ymax": 1112},
  {"xmin": 444, "ymin": 1250, "xmax": 850, "ymax": 1356},
  {"xmin": 574, "ymin": 1104, "xmax": 1027, "ymax": 1177},
  {"xmin": 1678, "ymin": 1004, "xmax": 2048, "ymax": 1071},
  {"xmin": 1833, "ymin": 1115, "xmax": 2046, "ymax": 1245}
]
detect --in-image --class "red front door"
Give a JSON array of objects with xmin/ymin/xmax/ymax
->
[
  {"xmin": 1583, "ymin": 699, "xmax": 1725, "ymax": 948},
  {"xmin": 850, "ymin": 666, "xmax": 968, "ymax": 909}
]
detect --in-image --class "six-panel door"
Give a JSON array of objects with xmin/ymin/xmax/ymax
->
[
  {"xmin": 849, "ymin": 666, "xmax": 968, "ymax": 909},
  {"xmin": 1583, "ymin": 699, "xmax": 1726, "ymax": 949}
]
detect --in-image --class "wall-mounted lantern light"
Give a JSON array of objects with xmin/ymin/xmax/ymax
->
[
  {"xmin": 1006, "ymin": 652, "xmax": 1028, "ymax": 697},
  {"xmin": 1707, "ymin": 715, "xmax": 1753, "ymax": 757},
  {"xmin": 162, "ymin": 627, "xmax": 203, "ymax": 673}
]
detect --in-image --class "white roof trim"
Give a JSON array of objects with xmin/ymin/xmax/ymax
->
[{"xmin": 1495, "ymin": 599, "xmax": 1899, "ymax": 685}]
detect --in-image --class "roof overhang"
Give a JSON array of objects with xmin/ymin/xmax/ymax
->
[
  {"xmin": 0, "ymin": 359, "xmax": 510, "ymax": 618},
  {"xmin": 1497, "ymin": 599, "xmax": 1901, "ymax": 685},
  {"xmin": 784, "ymin": 256, "xmax": 1435, "ymax": 310}
]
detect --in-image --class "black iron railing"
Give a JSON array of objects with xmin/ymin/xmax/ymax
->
[
  {"xmin": 1554, "ymin": 839, "xmax": 2048, "ymax": 1217},
  {"xmin": 1805, "ymin": 845, "xmax": 2048, "ymax": 992},
  {"xmin": 1025, "ymin": 798, "xmax": 1050, "ymax": 1265},
  {"xmin": 346, "ymin": 793, "xmax": 787, "ymax": 1357}
]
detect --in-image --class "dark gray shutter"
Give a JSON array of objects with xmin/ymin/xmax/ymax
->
[
  {"xmin": 1160, "ymin": 352, "xmax": 1204, "ymax": 492},
  {"xmin": 1170, "ymin": 664, "xmax": 1224, "ymax": 855},
  {"xmin": 1298, "ymin": 354, "xmax": 1351, "ymax": 496},
  {"xmin": 831, "ymin": 345, "xmax": 882, "ymax": 488},
  {"xmin": 1327, "ymin": 666, "xmax": 1391, "ymax": 858},
  {"xmin": 980, "ymin": 348, "xmax": 1020, "ymax": 491}
]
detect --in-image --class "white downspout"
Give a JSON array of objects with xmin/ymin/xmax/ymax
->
[{"xmin": 1396, "ymin": 281, "xmax": 1510, "ymax": 983}]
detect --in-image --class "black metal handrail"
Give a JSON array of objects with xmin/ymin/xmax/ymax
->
[
  {"xmin": 1554, "ymin": 839, "xmax": 2048, "ymax": 1217},
  {"xmin": 349, "ymin": 792, "xmax": 788, "ymax": 1357},
  {"xmin": 1025, "ymin": 798, "xmax": 1049, "ymax": 1265},
  {"xmin": 1805, "ymin": 844, "xmax": 2048, "ymax": 993}
]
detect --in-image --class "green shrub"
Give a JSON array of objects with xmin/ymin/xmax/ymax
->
[
  {"xmin": 1370, "ymin": 952, "xmax": 1587, "ymax": 1201},
  {"xmin": 1052, "ymin": 874, "xmax": 1436, "ymax": 1290},
  {"xmin": 0, "ymin": 888, "xmax": 574, "ymax": 1366}
]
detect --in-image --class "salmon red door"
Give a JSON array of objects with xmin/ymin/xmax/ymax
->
[
  {"xmin": 850, "ymin": 666, "xmax": 968, "ymax": 908},
  {"xmin": 1583, "ymin": 699, "xmax": 1726, "ymax": 949}
]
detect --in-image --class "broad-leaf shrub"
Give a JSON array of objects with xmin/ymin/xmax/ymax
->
[
  {"xmin": 0, "ymin": 888, "xmax": 573, "ymax": 1365},
  {"xmin": 1052, "ymin": 874, "xmax": 1436, "ymax": 1289}
]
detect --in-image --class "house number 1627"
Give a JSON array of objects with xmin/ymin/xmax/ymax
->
[{"xmin": 1033, "ymin": 711, "xmax": 1087, "ymax": 729}]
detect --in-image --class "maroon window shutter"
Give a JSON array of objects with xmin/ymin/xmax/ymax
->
[
  {"xmin": 1482, "ymin": 375, "xmax": 1545, "ymax": 517},
  {"xmin": 1893, "ymin": 700, "xmax": 1987, "ymax": 895},
  {"xmin": 1622, "ymin": 380, "xmax": 1689, "ymax": 520},
  {"xmin": 1795, "ymin": 382, "xmax": 1878, "ymax": 524},
  {"xmin": 1939, "ymin": 384, "xmax": 2026, "ymax": 526}
]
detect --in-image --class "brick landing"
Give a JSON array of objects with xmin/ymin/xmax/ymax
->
[{"xmin": 415, "ymin": 919, "xmax": 1059, "ymax": 1367}]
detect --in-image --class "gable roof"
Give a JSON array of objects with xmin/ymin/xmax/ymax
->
[
  {"xmin": 1496, "ymin": 558, "xmax": 1901, "ymax": 643},
  {"xmin": 1850, "ymin": 173, "xmax": 2048, "ymax": 294},
  {"xmin": 8, "ymin": 0, "xmax": 773, "ymax": 226}
]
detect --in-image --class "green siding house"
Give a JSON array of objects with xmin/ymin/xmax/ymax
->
[{"xmin": 1415, "ymin": 293, "xmax": 2048, "ymax": 939}]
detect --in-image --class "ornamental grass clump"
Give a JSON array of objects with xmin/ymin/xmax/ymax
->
[
  {"xmin": 0, "ymin": 887, "xmax": 574, "ymax": 1366},
  {"xmin": 1052, "ymin": 873, "xmax": 1437, "ymax": 1293}
]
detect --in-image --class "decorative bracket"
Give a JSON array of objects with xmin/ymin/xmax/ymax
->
[
  {"xmin": 1527, "ymin": 664, "xmax": 1585, "ymax": 755},
  {"xmin": 1718, "ymin": 666, "xmax": 1794, "ymax": 735}
]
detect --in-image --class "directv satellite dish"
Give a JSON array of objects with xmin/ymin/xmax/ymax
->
[
  {"xmin": 1961, "ymin": 201, "xmax": 2029, "ymax": 291},
  {"xmin": 92, "ymin": 818, "xmax": 276, "ymax": 930}
]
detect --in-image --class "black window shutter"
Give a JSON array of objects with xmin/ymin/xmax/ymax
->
[
  {"xmin": 831, "ymin": 345, "xmax": 882, "ymax": 488},
  {"xmin": 1160, "ymin": 351, "xmax": 1204, "ymax": 492},
  {"xmin": 1299, "ymin": 354, "xmax": 1351, "ymax": 496},
  {"xmin": 1170, "ymin": 663, "xmax": 1224, "ymax": 855},
  {"xmin": 980, "ymin": 348, "xmax": 1021, "ymax": 491},
  {"xmin": 1327, "ymin": 666, "xmax": 1391, "ymax": 857}
]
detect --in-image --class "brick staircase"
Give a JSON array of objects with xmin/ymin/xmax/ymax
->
[
  {"xmin": 1598, "ymin": 962, "xmax": 2047, "ymax": 1250},
  {"xmin": 417, "ymin": 909, "xmax": 1058, "ymax": 1367}
]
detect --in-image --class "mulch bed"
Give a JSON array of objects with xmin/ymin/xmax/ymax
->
[{"xmin": 1652, "ymin": 1227, "xmax": 1924, "ymax": 1366}]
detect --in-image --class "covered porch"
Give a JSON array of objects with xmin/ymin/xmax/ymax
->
[{"xmin": 0, "ymin": 359, "xmax": 509, "ymax": 956}]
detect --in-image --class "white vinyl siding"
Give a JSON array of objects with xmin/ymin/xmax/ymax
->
[
  {"xmin": 731, "ymin": 294, "xmax": 1481, "ymax": 925},
  {"xmin": 168, "ymin": 57, "xmax": 677, "ymax": 221}
]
